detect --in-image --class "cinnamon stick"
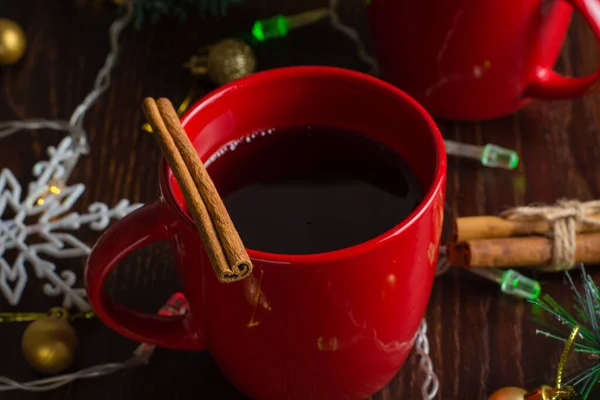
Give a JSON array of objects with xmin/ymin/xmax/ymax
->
[
  {"xmin": 447, "ymin": 233, "xmax": 600, "ymax": 268},
  {"xmin": 142, "ymin": 97, "xmax": 252, "ymax": 283},
  {"xmin": 454, "ymin": 214, "xmax": 600, "ymax": 242}
]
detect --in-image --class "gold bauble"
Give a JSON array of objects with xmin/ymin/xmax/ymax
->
[
  {"xmin": 488, "ymin": 386, "xmax": 528, "ymax": 400},
  {"xmin": 21, "ymin": 307, "xmax": 78, "ymax": 374},
  {"xmin": 207, "ymin": 38, "xmax": 257, "ymax": 86},
  {"xmin": 0, "ymin": 18, "xmax": 26, "ymax": 66}
]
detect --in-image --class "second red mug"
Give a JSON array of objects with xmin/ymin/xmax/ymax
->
[
  {"xmin": 85, "ymin": 67, "xmax": 447, "ymax": 400},
  {"xmin": 367, "ymin": 0, "xmax": 600, "ymax": 121}
]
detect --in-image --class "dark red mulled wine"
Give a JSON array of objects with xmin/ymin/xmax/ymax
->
[{"xmin": 206, "ymin": 125, "xmax": 423, "ymax": 255}]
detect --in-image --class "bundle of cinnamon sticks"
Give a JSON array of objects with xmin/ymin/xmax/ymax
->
[
  {"xmin": 142, "ymin": 97, "xmax": 252, "ymax": 283},
  {"xmin": 447, "ymin": 214, "xmax": 600, "ymax": 269}
]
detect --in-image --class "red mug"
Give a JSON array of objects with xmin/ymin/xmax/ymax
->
[
  {"xmin": 367, "ymin": 0, "xmax": 600, "ymax": 121},
  {"xmin": 85, "ymin": 66, "xmax": 447, "ymax": 400}
]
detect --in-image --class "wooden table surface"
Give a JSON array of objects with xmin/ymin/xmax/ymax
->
[{"xmin": 2, "ymin": 1, "xmax": 600, "ymax": 399}]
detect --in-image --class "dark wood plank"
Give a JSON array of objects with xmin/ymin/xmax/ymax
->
[{"xmin": 1, "ymin": 1, "xmax": 600, "ymax": 399}]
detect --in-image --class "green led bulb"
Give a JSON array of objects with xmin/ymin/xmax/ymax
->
[
  {"xmin": 480, "ymin": 144, "xmax": 519, "ymax": 170},
  {"xmin": 499, "ymin": 269, "xmax": 541, "ymax": 300},
  {"xmin": 468, "ymin": 267, "xmax": 541, "ymax": 300},
  {"xmin": 444, "ymin": 139, "xmax": 519, "ymax": 170},
  {"xmin": 252, "ymin": 15, "xmax": 289, "ymax": 42},
  {"xmin": 251, "ymin": 8, "xmax": 329, "ymax": 42}
]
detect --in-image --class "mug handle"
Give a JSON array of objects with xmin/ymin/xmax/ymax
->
[
  {"xmin": 85, "ymin": 199, "xmax": 205, "ymax": 350},
  {"xmin": 525, "ymin": 0, "xmax": 600, "ymax": 99}
]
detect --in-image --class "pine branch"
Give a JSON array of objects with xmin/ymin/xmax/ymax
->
[{"xmin": 532, "ymin": 266, "xmax": 600, "ymax": 399}]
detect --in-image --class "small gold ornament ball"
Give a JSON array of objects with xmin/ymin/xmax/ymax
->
[
  {"xmin": 21, "ymin": 307, "xmax": 78, "ymax": 374},
  {"xmin": 208, "ymin": 38, "xmax": 257, "ymax": 86},
  {"xmin": 488, "ymin": 386, "xmax": 528, "ymax": 400},
  {"xmin": 0, "ymin": 18, "xmax": 26, "ymax": 66}
]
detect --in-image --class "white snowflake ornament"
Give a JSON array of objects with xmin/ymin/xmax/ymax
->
[{"xmin": 0, "ymin": 136, "xmax": 142, "ymax": 311}]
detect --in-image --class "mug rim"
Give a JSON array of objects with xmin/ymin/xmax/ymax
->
[{"xmin": 159, "ymin": 66, "xmax": 446, "ymax": 264}]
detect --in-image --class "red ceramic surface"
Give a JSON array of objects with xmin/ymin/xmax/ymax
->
[
  {"xmin": 85, "ymin": 67, "xmax": 447, "ymax": 400},
  {"xmin": 367, "ymin": 0, "xmax": 600, "ymax": 121}
]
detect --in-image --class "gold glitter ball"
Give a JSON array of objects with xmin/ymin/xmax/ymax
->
[
  {"xmin": 0, "ymin": 18, "xmax": 27, "ymax": 66},
  {"xmin": 21, "ymin": 308, "xmax": 78, "ymax": 374},
  {"xmin": 207, "ymin": 38, "xmax": 257, "ymax": 86}
]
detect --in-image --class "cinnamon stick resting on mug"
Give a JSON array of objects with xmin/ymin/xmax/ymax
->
[
  {"xmin": 447, "ymin": 233, "xmax": 600, "ymax": 268},
  {"xmin": 454, "ymin": 214, "xmax": 600, "ymax": 242},
  {"xmin": 142, "ymin": 97, "xmax": 252, "ymax": 283}
]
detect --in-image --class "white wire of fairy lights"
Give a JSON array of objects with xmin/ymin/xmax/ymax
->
[
  {"xmin": 0, "ymin": 2, "xmax": 144, "ymax": 392},
  {"xmin": 0, "ymin": 346, "xmax": 150, "ymax": 392},
  {"xmin": 0, "ymin": 1, "xmax": 133, "ymax": 181},
  {"xmin": 0, "ymin": 293, "xmax": 187, "ymax": 392},
  {"xmin": 329, "ymin": 0, "xmax": 379, "ymax": 75},
  {"xmin": 328, "ymin": 1, "xmax": 439, "ymax": 398},
  {"xmin": 415, "ymin": 319, "xmax": 440, "ymax": 400}
]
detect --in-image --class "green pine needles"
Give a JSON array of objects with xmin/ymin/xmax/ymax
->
[
  {"xmin": 131, "ymin": 0, "xmax": 244, "ymax": 28},
  {"xmin": 532, "ymin": 266, "xmax": 600, "ymax": 399}
]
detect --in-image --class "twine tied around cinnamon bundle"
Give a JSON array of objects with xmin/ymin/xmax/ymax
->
[{"xmin": 500, "ymin": 200, "xmax": 600, "ymax": 271}]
